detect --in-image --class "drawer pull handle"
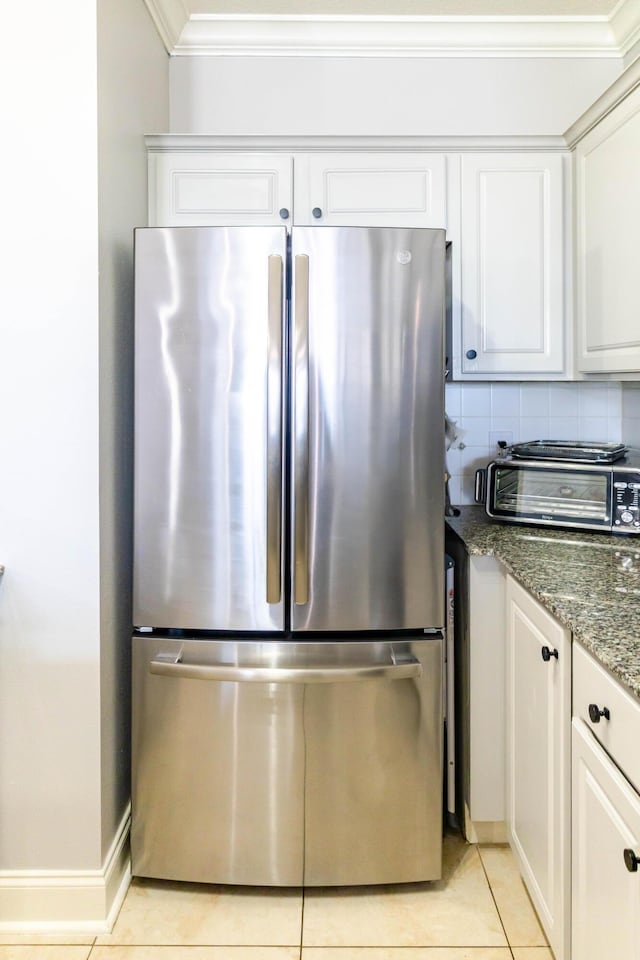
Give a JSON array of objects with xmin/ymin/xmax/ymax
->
[
  {"xmin": 588, "ymin": 703, "xmax": 610, "ymax": 724},
  {"xmin": 541, "ymin": 646, "xmax": 558, "ymax": 662},
  {"xmin": 623, "ymin": 849, "xmax": 640, "ymax": 873}
]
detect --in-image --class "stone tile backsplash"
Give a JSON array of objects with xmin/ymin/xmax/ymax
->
[{"xmin": 446, "ymin": 381, "xmax": 624, "ymax": 505}]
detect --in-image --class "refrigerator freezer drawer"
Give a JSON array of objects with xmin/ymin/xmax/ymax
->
[{"xmin": 131, "ymin": 635, "xmax": 443, "ymax": 886}]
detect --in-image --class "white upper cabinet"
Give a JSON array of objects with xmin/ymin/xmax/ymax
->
[
  {"xmin": 292, "ymin": 153, "xmax": 447, "ymax": 227},
  {"xmin": 575, "ymin": 84, "xmax": 640, "ymax": 374},
  {"xmin": 146, "ymin": 141, "xmax": 571, "ymax": 381},
  {"xmin": 459, "ymin": 153, "xmax": 566, "ymax": 377},
  {"xmin": 148, "ymin": 152, "xmax": 293, "ymax": 226}
]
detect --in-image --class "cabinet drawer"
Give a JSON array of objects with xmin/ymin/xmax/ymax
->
[{"xmin": 573, "ymin": 642, "xmax": 640, "ymax": 793}]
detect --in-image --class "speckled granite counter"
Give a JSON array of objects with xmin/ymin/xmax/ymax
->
[{"xmin": 446, "ymin": 506, "xmax": 640, "ymax": 702}]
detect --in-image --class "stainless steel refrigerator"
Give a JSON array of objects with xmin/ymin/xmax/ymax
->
[{"xmin": 131, "ymin": 225, "xmax": 446, "ymax": 887}]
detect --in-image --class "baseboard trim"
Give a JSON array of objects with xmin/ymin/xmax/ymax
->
[{"xmin": 0, "ymin": 804, "xmax": 131, "ymax": 933}]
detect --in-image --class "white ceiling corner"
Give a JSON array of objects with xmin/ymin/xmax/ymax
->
[{"xmin": 144, "ymin": 0, "xmax": 640, "ymax": 58}]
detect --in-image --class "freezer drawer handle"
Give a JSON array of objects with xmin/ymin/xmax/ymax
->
[
  {"xmin": 148, "ymin": 656, "xmax": 423, "ymax": 684},
  {"xmin": 293, "ymin": 254, "xmax": 310, "ymax": 605},
  {"xmin": 266, "ymin": 254, "xmax": 284, "ymax": 605}
]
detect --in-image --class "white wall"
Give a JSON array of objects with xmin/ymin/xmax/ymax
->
[
  {"xmin": 0, "ymin": 0, "xmax": 102, "ymax": 872},
  {"xmin": 0, "ymin": 0, "xmax": 167, "ymax": 922},
  {"xmin": 169, "ymin": 55, "xmax": 621, "ymax": 135},
  {"xmin": 446, "ymin": 381, "xmax": 624, "ymax": 504},
  {"xmin": 97, "ymin": 0, "xmax": 169, "ymax": 865}
]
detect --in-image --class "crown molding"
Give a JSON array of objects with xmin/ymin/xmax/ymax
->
[
  {"xmin": 143, "ymin": 0, "xmax": 640, "ymax": 58},
  {"xmin": 611, "ymin": 0, "xmax": 640, "ymax": 56},
  {"xmin": 564, "ymin": 53, "xmax": 640, "ymax": 145},
  {"xmin": 143, "ymin": 0, "xmax": 190, "ymax": 52},
  {"xmin": 145, "ymin": 134, "xmax": 569, "ymax": 152}
]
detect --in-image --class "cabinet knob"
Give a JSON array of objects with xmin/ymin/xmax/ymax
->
[
  {"xmin": 588, "ymin": 703, "xmax": 610, "ymax": 723},
  {"xmin": 466, "ymin": 349, "xmax": 477, "ymax": 360},
  {"xmin": 279, "ymin": 208, "xmax": 290, "ymax": 220},
  {"xmin": 623, "ymin": 848, "xmax": 640, "ymax": 873},
  {"xmin": 312, "ymin": 207, "xmax": 323, "ymax": 219},
  {"xmin": 541, "ymin": 646, "xmax": 558, "ymax": 662}
]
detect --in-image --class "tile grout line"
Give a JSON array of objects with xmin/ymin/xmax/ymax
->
[
  {"xmin": 300, "ymin": 885, "xmax": 305, "ymax": 960},
  {"xmin": 476, "ymin": 845, "xmax": 515, "ymax": 960}
]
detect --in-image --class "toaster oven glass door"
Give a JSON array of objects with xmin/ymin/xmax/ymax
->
[{"xmin": 491, "ymin": 466, "xmax": 611, "ymax": 526}]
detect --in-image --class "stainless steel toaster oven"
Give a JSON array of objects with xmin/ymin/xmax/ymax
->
[{"xmin": 475, "ymin": 441, "xmax": 640, "ymax": 535}]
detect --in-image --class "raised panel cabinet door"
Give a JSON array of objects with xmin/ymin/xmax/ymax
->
[
  {"xmin": 460, "ymin": 153, "xmax": 565, "ymax": 376},
  {"xmin": 293, "ymin": 152, "xmax": 447, "ymax": 227},
  {"xmin": 572, "ymin": 719, "xmax": 640, "ymax": 960},
  {"xmin": 148, "ymin": 152, "xmax": 294, "ymax": 226},
  {"xmin": 575, "ymin": 85, "xmax": 640, "ymax": 373},
  {"xmin": 505, "ymin": 575, "xmax": 571, "ymax": 960}
]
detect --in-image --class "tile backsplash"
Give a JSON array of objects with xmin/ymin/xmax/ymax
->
[
  {"xmin": 446, "ymin": 381, "xmax": 624, "ymax": 505},
  {"xmin": 622, "ymin": 383, "xmax": 640, "ymax": 447}
]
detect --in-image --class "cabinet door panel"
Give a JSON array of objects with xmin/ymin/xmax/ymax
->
[
  {"xmin": 505, "ymin": 575, "xmax": 570, "ymax": 960},
  {"xmin": 572, "ymin": 719, "xmax": 640, "ymax": 960},
  {"xmin": 294, "ymin": 153, "xmax": 446, "ymax": 227},
  {"xmin": 461, "ymin": 153, "xmax": 565, "ymax": 376},
  {"xmin": 576, "ymin": 85, "xmax": 640, "ymax": 373},
  {"xmin": 149, "ymin": 152, "xmax": 293, "ymax": 226}
]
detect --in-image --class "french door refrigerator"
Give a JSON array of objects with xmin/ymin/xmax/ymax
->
[{"xmin": 131, "ymin": 225, "xmax": 446, "ymax": 887}]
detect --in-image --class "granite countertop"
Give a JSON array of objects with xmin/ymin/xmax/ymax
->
[{"xmin": 446, "ymin": 506, "xmax": 640, "ymax": 702}]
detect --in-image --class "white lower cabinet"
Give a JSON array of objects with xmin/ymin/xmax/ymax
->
[
  {"xmin": 571, "ymin": 642, "xmax": 640, "ymax": 960},
  {"xmin": 505, "ymin": 575, "xmax": 571, "ymax": 960},
  {"xmin": 571, "ymin": 720, "xmax": 640, "ymax": 960}
]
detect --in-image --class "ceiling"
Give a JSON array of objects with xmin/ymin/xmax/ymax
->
[{"xmin": 144, "ymin": 0, "xmax": 640, "ymax": 57}]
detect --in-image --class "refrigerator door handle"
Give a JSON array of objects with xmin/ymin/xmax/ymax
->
[
  {"xmin": 149, "ymin": 656, "xmax": 422, "ymax": 684},
  {"xmin": 293, "ymin": 254, "xmax": 310, "ymax": 606},
  {"xmin": 266, "ymin": 254, "xmax": 284, "ymax": 604}
]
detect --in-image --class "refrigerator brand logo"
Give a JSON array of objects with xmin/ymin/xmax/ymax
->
[{"xmin": 397, "ymin": 250, "xmax": 412, "ymax": 264}]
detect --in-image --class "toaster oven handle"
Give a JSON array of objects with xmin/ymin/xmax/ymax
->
[{"xmin": 474, "ymin": 468, "xmax": 487, "ymax": 504}]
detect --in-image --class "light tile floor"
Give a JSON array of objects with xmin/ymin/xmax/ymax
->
[{"xmin": 0, "ymin": 835, "xmax": 553, "ymax": 960}]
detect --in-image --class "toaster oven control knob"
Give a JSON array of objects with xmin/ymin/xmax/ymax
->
[
  {"xmin": 541, "ymin": 646, "xmax": 558, "ymax": 662},
  {"xmin": 466, "ymin": 349, "xmax": 477, "ymax": 360},
  {"xmin": 588, "ymin": 703, "xmax": 610, "ymax": 723},
  {"xmin": 623, "ymin": 849, "xmax": 640, "ymax": 873},
  {"xmin": 621, "ymin": 510, "xmax": 634, "ymax": 523}
]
